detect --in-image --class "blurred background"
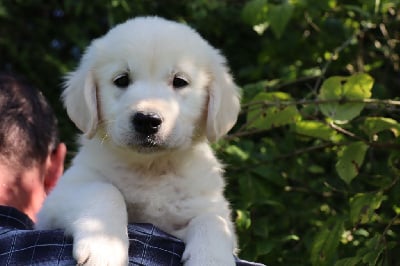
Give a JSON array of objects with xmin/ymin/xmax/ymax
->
[{"xmin": 1, "ymin": 1, "xmax": 399, "ymax": 265}]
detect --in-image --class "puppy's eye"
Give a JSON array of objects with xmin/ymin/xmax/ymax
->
[
  {"xmin": 172, "ymin": 75, "xmax": 189, "ymax": 89},
  {"xmin": 113, "ymin": 73, "xmax": 130, "ymax": 88}
]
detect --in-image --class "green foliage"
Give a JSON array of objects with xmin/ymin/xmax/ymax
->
[
  {"xmin": 318, "ymin": 74, "xmax": 373, "ymax": 123},
  {"xmin": 311, "ymin": 217, "xmax": 344, "ymax": 266},
  {"xmin": 224, "ymin": 0, "xmax": 400, "ymax": 265},
  {"xmin": 1, "ymin": 0, "xmax": 400, "ymax": 265},
  {"xmin": 294, "ymin": 120, "xmax": 341, "ymax": 142},
  {"xmin": 336, "ymin": 141, "xmax": 369, "ymax": 184},
  {"xmin": 247, "ymin": 92, "xmax": 301, "ymax": 130},
  {"xmin": 349, "ymin": 192, "xmax": 386, "ymax": 225},
  {"xmin": 242, "ymin": 0, "xmax": 294, "ymax": 38}
]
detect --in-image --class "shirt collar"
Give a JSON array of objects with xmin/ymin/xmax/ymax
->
[{"xmin": 0, "ymin": 205, "xmax": 34, "ymax": 229}]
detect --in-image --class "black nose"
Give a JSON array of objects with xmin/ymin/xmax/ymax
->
[{"xmin": 132, "ymin": 112, "xmax": 162, "ymax": 135}]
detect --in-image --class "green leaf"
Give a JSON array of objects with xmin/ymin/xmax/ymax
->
[
  {"xmin": 256, "ymin": 238, "xmax": 275, "ymax": 256},
  {"xmin": 238, "ymin": 175, "xmax": 271, "ymax": 205},
  {"xmin": 336, "ymin": 141, "xmax": 369, "ymax": 184},
  {"xmin": 236, "ymin": 209, "xmax": 252, "ymax": 231},
  {"xmin": 388, "ymin": 151, "xmax": 400, "ymax": 173},
  {"xmin": 363, "ymin": 117, "xmax": 400, "ymax": 138},
  {"xmin": 337, "ymin": 234, "xmax": 385, "ymax": 266},
  {"xmin": 242, "ymin": 1, "xmax": 294, "ymax": 37},
  {"xmin": 268, "ymin": 3, "xmax": 294, "ymax": 38},
  {"xmin": 241, "ymin": 0, "xmax": 268, "ymax": 26},
  {"xmin": 0, "ymin": 3, "xmax": 7, "ymax": 18},
  {"xmin": 294, "ymin": 120, "xmax": 341, "ymax": 142},
  {"xmin": 318, "ymin": 73, "xmax": 374, "ymax": 123},
  {"xmin": 253, "ymin": 217, "xmax": 269, "ymax": 238},
  {"xmin": 349, "ymin": 192, "xmax": 386, "ymax": 225},
  {"xmin": 335, "ymin": 257, "xmax": 361, "ymax": 266},
  {"xmin": 311, "ymin": 218, "xmax": 344, "ymax": 266},
  {"xmin": 225, "ymin": 145, "xmax": 249, "ymax": 161},
  {"xmin": 359, "ymin": 235, "xmax": 385, "ymax": 265},
  {"xmin": 247, "ymin": 92, "xmax": 301, "ymax": 130}
]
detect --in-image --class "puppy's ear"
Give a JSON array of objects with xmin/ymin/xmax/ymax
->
[
  {"xmin": 206, "ymin": 58, "xmax": 241, "ymax": 142},
  {"xmin": 62, "ymin": 59, "xmax": 98, "ymax": 139}
]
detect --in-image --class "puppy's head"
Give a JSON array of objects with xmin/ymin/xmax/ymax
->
[{"xmin": 63, "ymin": 16, "xmax": 240, "ymax": 152}]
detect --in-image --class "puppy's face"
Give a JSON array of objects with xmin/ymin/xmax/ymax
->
[
  {"xmin": 96, "ymin": 45, "xmax": 209, "ymax": 152},
  {"xmin": 63, "ymin": 17, "xmax": 241, "ymax": 153}
]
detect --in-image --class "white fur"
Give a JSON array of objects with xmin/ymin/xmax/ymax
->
[{"xmin": 36, "ymin": 16, "xmax": 241, "ymax": 266}]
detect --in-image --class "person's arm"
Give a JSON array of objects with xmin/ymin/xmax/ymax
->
[
  {"xmin": 0, "ymin": 207, "xmax": 263, "ymax": 266},
  {"xmin": 0, "ymin": 206, "xmax": 184, "ymax": 266}
]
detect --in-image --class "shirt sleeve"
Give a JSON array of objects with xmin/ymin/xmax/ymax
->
[
  {"xmin": 0, "ymin": 227, "xmax": 75, "ymax": 266},
  {"xmin": 0, "ymin": 223, "xmax": 264, "ymax": 266},
  {"xmin": 0, "ymin": 223, "xmax": 186, "ymax": 266}
]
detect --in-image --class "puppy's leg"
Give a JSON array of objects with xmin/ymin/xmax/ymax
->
[
  {"xmin": 37, "ymin": 177, "xmax": 129, "ymax": 266},
  {"xmin": 182, "ymin": 212, "xmax": 236, "ymax": 266}
]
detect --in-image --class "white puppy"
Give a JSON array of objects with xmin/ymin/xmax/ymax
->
[{"xmin": 36, "ymin": 16, "xmax": 241, "ymax": 266}]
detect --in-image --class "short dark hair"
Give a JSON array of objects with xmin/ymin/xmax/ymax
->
[{"xmin": 0, "ymin": 73, "xmax": 59, "ymax": 169}]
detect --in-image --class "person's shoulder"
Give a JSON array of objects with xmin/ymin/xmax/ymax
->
[
  {"xmin": 0, "ymin": 226, "xmax": 75, "ymax": 265},
  {"xmin": 0, "ymin": 205, "xmax": 34, "ymax": 230},
  {"xmin": 0, "ymin": 206, "xmax": 75, "ymax": 265}
]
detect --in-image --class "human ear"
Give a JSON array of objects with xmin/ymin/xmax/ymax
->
[{"xmin": 43, "ymin": 143, "xmax": 66, "ymax": 194}]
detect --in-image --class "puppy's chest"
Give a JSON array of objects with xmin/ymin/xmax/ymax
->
[{"xmin": 108, "ymin": 165, "xmax": 196, "ymax": 224}]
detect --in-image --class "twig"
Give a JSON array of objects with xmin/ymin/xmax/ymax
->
[
  {"xmin": 328, "ymin": 121, "xmax": 364, "ymax": 141},
  {"xmin": 379, "ymin": 212, "xmax": 400, "ymax": 246},
  {"xmin": 226, "ymin": 142, "xmax": 338, "ymax": 171},
  {"xmin": 241, "ymin": 98, "xmax": 400, "ymax": 113},
  {"xmin": 223, "ymin": 128, "xmax": 266, "ymax": 141}
]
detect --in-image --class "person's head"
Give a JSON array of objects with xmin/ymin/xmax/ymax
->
[{"xmin": 0, "ymin": 72, "xmax": 66, "ymax": 221}]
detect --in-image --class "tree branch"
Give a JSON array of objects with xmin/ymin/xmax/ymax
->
[{"xmin": 242, "ymin": 98, "xmax": 400, "ymax": 113}]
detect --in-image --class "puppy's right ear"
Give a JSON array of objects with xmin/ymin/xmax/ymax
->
[{"xmin": 62, "ymin": 59, "xmax": 98, "ymax": 139}]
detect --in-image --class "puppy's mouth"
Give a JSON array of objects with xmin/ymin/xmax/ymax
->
[
  {"xmin": 138, "ymin": 134, "xmax": 161, "ymax": 147},
  {"xmin": 130, "ymin": 134, "xmax": 166, "ymax": 153}
]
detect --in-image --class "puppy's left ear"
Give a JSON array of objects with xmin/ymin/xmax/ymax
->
[
  {"xmin": 206, "ymin": 58, "xmax": 241, "ymax": 142},
  {"xmin": 62, "ymin": 59, "xmax": 98, "ymax": 139}
]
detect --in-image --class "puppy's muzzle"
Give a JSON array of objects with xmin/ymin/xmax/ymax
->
[{"xmin": 132, "ymin": 112, "xmax": 162, "ymax": 135}]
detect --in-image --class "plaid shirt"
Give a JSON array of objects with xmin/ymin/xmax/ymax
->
[{"xmin": 0, "ymin": 206, "xmax": 263, "ymax": 266}]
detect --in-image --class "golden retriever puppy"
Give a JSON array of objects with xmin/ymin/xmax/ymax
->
[{"xmin": 36, "ymin": 16, "xmax": 240, "ymax": 266}]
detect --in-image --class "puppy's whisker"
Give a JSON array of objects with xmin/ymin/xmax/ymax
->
[
  {"xmin": 101, "ymin": 133, "xmax": 109, "ymax": 145},
  {"xmin": 94, "ymin": 119, "xmax": 114, "ymax": 145}
]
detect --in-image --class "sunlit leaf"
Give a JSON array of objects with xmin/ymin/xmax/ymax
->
[
  {"xmin": 363, "ymin": 117, "xmax": 400, "ymax": 138},
  {"xmin": 394, "ymin": 205, "xmax": 400, "ymax": 215},
  {"xmin": 336, "ymin": 141, "xmax": 369, "ymax": 184},
  {"xmin": 318, "ymin": 73, "xmax": 374, "ymax": 123},
  {"xmin": 294, "ymin": 120, "xmax": 341, "ymax": 142},
  {"xmin": 247, "ymin": 92, "xmax": 301, "ymax": 130},
  {"xmin": 225, "ymin": 145, "xmax": 249, "ymax": 161},
  {"xmin": 349, "ymin": 192, "xmax": 386, "ymax": 225},
  {"xmin": 236, "ymin": 209, "xmax": 251, "ymax": 230}
]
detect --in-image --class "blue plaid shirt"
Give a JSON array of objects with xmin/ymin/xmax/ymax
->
[{"xmin": 0, "ymin": 206, "xmax": 263, "ymax": 266}]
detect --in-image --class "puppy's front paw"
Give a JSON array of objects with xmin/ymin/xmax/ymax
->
[
  {"xmin": 182, "ymin": 244, "xmax": 235, "ymax": 266},
  {"xmin": 73, "ymin": 233, "xmax": 129, "ymax": 266}
]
